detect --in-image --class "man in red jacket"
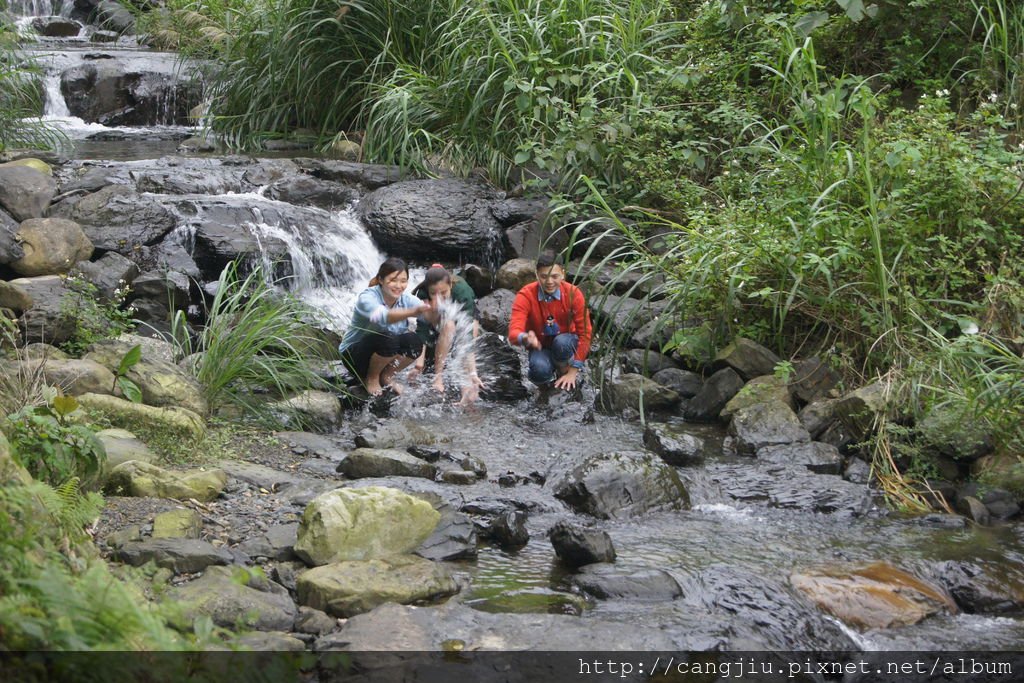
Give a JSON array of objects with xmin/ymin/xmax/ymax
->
[{"xmin": 508, "ymin": 252, "xmax": 592, "ymax": 390}]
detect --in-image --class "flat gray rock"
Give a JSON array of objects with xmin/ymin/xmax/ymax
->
[{"xmin": 114, "ymin": 538, "xmax": 233, "ymax": 573}]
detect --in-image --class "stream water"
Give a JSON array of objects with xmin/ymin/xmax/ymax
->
[{"xmin": 16, "ymin": 5, "xmax": 1024, "ymax": 653}]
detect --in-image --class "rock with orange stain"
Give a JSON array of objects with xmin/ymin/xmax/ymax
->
[{"xmin": 790, "ymin": 562, "xmax": 957, "ymax": 629}]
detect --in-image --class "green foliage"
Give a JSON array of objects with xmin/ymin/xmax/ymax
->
[
  {"xmin": 113, "ymin": 344, "xmax": 144, "ymax": 403},
  {"xmin": 0, "ymin": 319, "xmax": 52, "ymax": 417},
  {"xmin": 5, "ymin": 395, "xmax": 107, "ymax": 488},
  {"xmin": 58, "ymin": 274, "xmax": 137, "ymax": 357},
  {"xmin": 0, "ymin": 18, "xmax": 65, "ymax": 151},
  {"xmin": 172, "ymin": 262, "xmax": 330, "ymax": 426}
]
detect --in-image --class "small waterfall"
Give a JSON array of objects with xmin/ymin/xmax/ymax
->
[
  {"xmin": 245, "ymin": 206, "xmax": 383, "ymax": 331},
  {"xmin": 42, "ymin": 71, "xmax": 70, "ymax": 117}
]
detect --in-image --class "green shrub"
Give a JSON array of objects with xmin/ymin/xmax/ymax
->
[
  {"xmin": 58, "ymin": 274, "xmax": 136, "ymax": 357},
  {"xmin": 172, "ymin": 262, "xmax": 331, "ymax": 426},
  {"xmin": 5, "ymin": 395, "xmax": 106, "ymax": 488},
  {"xmin": 0, "ymin": 20, "xmax": 65, "ymax": 151}
]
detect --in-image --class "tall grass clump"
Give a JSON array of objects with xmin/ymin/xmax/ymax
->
[
  {"xmin": 205, "ymin": 0, "xmax": 680, "ymax": 187},
  {"xmin": 0, "ymin": 18, "xmax": 64, "ymax": 151},
  {"xmin": 960, "ymin": 0, "xmax": 1024, "ymax": 131},
  {"xmin": 172, "ymin": 262, "xmax": 330, "ymax": 425}
]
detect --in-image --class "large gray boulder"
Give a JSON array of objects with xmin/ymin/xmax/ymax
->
[
  {"xmin": 651, "ymin": 367, "xmax": 702, "ymax": 398},
  {"xmin": 106, "ymin": 460, "xmax": 226, "ymax": 502},
  {"xmin": 643, "ymin": 424, "xmax": 705, "ymax": 466},
  {"xmin": 169, "ymin": 566, "xmax": 297, "ymax": 631},
  {"xmin": 0, "ymin": 166, "xmax": 57, "ymax": 221},
  {"xmin": 552, "ymin": 450, "xmax": 690, "ymax": 519},
  {"xmin": 11, "ymin": 218, "xmax": 93, "ymax": 276},
  {"xmin": 757, "ymin": 441, "xmax": 842, "ymax": 474},
  {"xmin": 2, "ymin": 358, "xmax": 115, "ymax": 396},
  {"xmin": 73, "ymin": 252, "xmax": 140, "ymax": 300},
  {"xmin": 571, "ymin": 566, "xmax": 683, "ymax": 600},
  {"xmin": 269, "ymin": 390, "xmax": 342, "ymax": 432},
  {"xmin": 50, "ymin": 185, "xmax": 177, "ymax": 253},
  {"xmin": 622, "ymin": 348, "xmax": 679, "ymax": 376},
  {"xmin": 266, "ymin": 174, "xmax": 358, "ymax": 209},
  {"xmin": 358, "ymin": 178, "xmax": 506, "ymax": 262},
  {"xmin": 0, "ymin": 280, "xmax": 32, "ymax": 313},
  {"xmin": 297, "ymin": 555, "xmax": 459, "ymax": 617},
  {"xmin": 31, "ymin": 16, "xmax": 83, "ymax": 37},
  {"xmin": 720, "ymin": 375, "xmax": 794, "ymax": 421},
  {"xmin": 94, "ymin": 0, "xmax": 136, "ymax": 34},
  {"xmin": 61, "ymin": 60, "xmax": 202, "ymax": 126},
  {"xmin": 728, "ymin": 400, "xmax": 811, "ymax": 456},
  {"xmin": 713, "ymin": 337, "xmax": 781, "ymax": 380},
  {"xmin": 495, "ymin": 258, "xmax": 536, "ymax": 292},
  {"xmin": 548, "ymin": 520, "xmax": 616, "ymax": 567},
  {"xmin": 477, "ymin": 332, "xmax": 530, "ymax": 402},
  {"xmin": 833, "ymin": 382, "xmax": 890, "ymax": 441},
  {"xmin": 476, "ymin": 288, "xmax": 515, "ymax": 335},
  {"xmin": 598, "ymin": 373, "xmax": 679, "ymax": 413},
  {"xmin": 683, "ymin": 367, "xmax": 744, "ymax": 422},
  {"xmin": 294, "ymin": 487, "xmax": 440, "ymax": 566}
]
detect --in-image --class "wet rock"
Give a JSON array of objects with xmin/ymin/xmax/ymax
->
[
  {"xmin": 958, "ymin": 484, "xmax": 1020, "ymax": 521},
  {"xmin": 151, "ymin": 508, "xmax": 202, "ymax": 539},
  {"xmin": 128, "ymin": 269, "xmax": 191, "ymax": 310},
  {"xmin": 294, "ymin": 486, "xmax": 440, "ymax": 565},
  {"xmin": 94, "ymin": 428, "xmax": 159, "ymax": 473},
  {"xmin": 469, "ymin": 588, "xmax": 589, "ymax": 616},
  {"xmin": 790, "ymin": 562, "xmax": 957, "ymax": 629},
  {"xmin": 460, "ymin": 264, "xmax": 493, "ymax": 297},
  {"xmin": 85, "ymin": 339, "xmax": 208, "ymax": 415},
  {"xmin": 168, "ymin": 565, "xmax": 297, "ymax": 631},
  {"xmin": 90, "ymin": 29, "xmax": 120, "ymax": 42},
  {"xmin": 31, "ymin": 15, "xmax": 82, "ymax": 37},
  {"xmin": 115, "ymin": 538, "xmax": 233, "ymax": 573},
  {"xmin": 728, "ymin": 401, "xmax": 810, "ymax": 456},
  {"xmin": 269, "ymin": 390, "xmax": 342, "ymax": 432},
  {"xmin": 622, "ymin": 348, "xmax": 679, "ymax": 376},
  {"xmin": 61, "ymin": 60, "xmax": 203, "ymax": 126},
  {"xmin": 477, "ymin": 331, "xmax": 529, "ymax": 401},
  {"xmin": 475, "ymin": 288, "xmax": 516, "ymax": 335},
  {"xmin": 798, "ymin": 399, "xmax": 837, "ymax": 439},
  {"xmin": 720, "ymin": 375, "xmax": 794, "ymax": 421},
  {"xmin": 297, "ymin": 555, "xmax": 459, "ymax": 617},
  {"xmin": 359, "ymin": 178, "xmax": 506, "ymax": 262},
  {"xmin": 294, "ymin": 158, "xmax": 404, "ymax": 190},
  {"xmin": 651, "ymin": 367, "xmax": 702, "ymax": 398},
  {"xmin": 933, "ymin": 560, "xmax": 1024, "ymax": 614},
  {"xmin": 629, "ymin": 317, "xmax": 675, "ymax": 351},
  {"xmin": 643, "ymin": 424, "xmax": 705, "ymax": 466},
  {"xmin": 238, "ymin": 523, "xmax": 299, "ymax": 561},
  {"xmin": 494, "ymin": 258, "xmax": 536, "ymax": 292},
  {"xmin": 11, "ymin": 218, "xmax": 93, "ymax": 277},
  {"xmin": 106, "ymin": 461, "xmax": 226, "ymax": 503},
  {"xmin": 439, "ymin": 469, "xmax": 477, "ymax": 485},
  {"xmin": 790, "ymin": 356, "xmax": 839, "ymax": 404},
  {"xmin": 552, "ymin": 450, "xmax": 690, "ymax": 519},
  {"xmin": 958, "ymin": 496, "xmax": 991, "ymax": 525},
  {"xmin": 757, "ymin": 442, "xmax": 842, "ymax": 474},
  {"xmin": 572, "ymin": 566, "xmax": 682, "ymax": 600},
  {"xmin": 0, "ymin": 166, "xmax": 56, "ymax": 221},
  {"xmin": 486, "ymin": 511, "xmax": 529, "ymax": 549},
  {"xmin": 710, "ymin": 462, "xmax": 873, "ymax": 515},
  {"xmin": 834, "ymin": 382, "xmax": 890, "ymax": 442},
  {"xmin": 181, "ymin": 199, "xmax": 294, "ymax": 279},
  {"xmin": 564, "ymin": 258, "xmax": 647, "ymax": 298},
  {"xmin": 818, "ymin": 418, "xmax": 854, "ymax": 452},
  {"xmin": 414, "ymin": 502, "xmax": 477, "ymax": 562},
  {"xmin": 841, "ymin": 457, "xmax": 869, "ymax": 485},
  {"xmin": 314, "ymin": 602, "xmax": 698, "ymax": 652},
  {"xmin": 683, "ymin": 367, "xmax": 744, "ymax": 422},
  {"xmin": 712, "ymin": 337, "xmax": 780, "ymax": 380},
  {"xmin": 598, "ymin": 373, "xmax": 679, "ymax": 413},
  {"xmin": 338, "ymin": 448, "xmax": 438, "ymax": 480},
  {"xmin": 692, "ymin": 563, "xmax": 856, "ymax": 650},
  {"xmin": 266, "ymin": 174, "xmax": 358, "ymax": 209},
  {"xmin": 548, "ymin": 521, "xmax": 615, "ymax": 567},
  {"xmin": 73, "ymin": 252, "xmax": 140, "ymax": 301},
  {"xmin": 490, "ymin": 197, "xmax": 547, "ymax": 227},
  {"xmin": 355, "ymin": 420, "xmax": 439, "ymax": 449},
  {"xmin": 50, "ymin": 185, "xmax": 177, "ymax": 253}
]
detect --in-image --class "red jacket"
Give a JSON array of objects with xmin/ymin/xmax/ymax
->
[{"xmin": 508, "ymin": 281, "xmax": 592, "ymax": 364}]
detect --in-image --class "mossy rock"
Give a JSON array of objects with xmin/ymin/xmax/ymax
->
[
  {"xmin": 106, "ymin": 460, "xmax": 226, "ymax": 502},
  {"xmin": 84, "ymin": 340, "xmax": 208, "ymax": 416},
  {"xmin": 77, "ymin": 392, "xmax": 206, "ymax": 443},
  {"xmin": 469, "ymin": 588, "xmax": 590, "ymax": 616},
  {"xmin": 294, "ymin": 486, "xmax": 440, "ymax": 565},
  {"xmin": 0, "ymin": 158, "xmax": 52, "ymax": 176}
]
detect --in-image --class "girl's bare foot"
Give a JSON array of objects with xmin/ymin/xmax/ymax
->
[
  {"xmin": 365, "ymin": 380, "xmax": 383, "ymax": 395},
  {"xmin": 387, "ymin": 381, "xmax": 405, "ymax": 396}
]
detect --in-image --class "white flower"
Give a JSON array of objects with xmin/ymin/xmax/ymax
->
[{"xmin": 989, "ymin": 93, "xmax": 999, "ymax": 103}]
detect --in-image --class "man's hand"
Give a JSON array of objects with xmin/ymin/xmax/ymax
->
[
  {"xmin": 554, "ymin": 367, "xmax": 579, "ymax": 391},
  {"xmin": 408, "ymin": 357, "xmax": 425, "ymax": 380},
  {"xmin": 459, "ymin": 373, "xmax": 484, "ymax": 405},
  {"xmin": 524, "ymin": 331, "xmax": 542, "ymax": 350},
  {"xmin": 432, "ymin": 374, "xmax": 445, "ymax": 394}
]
